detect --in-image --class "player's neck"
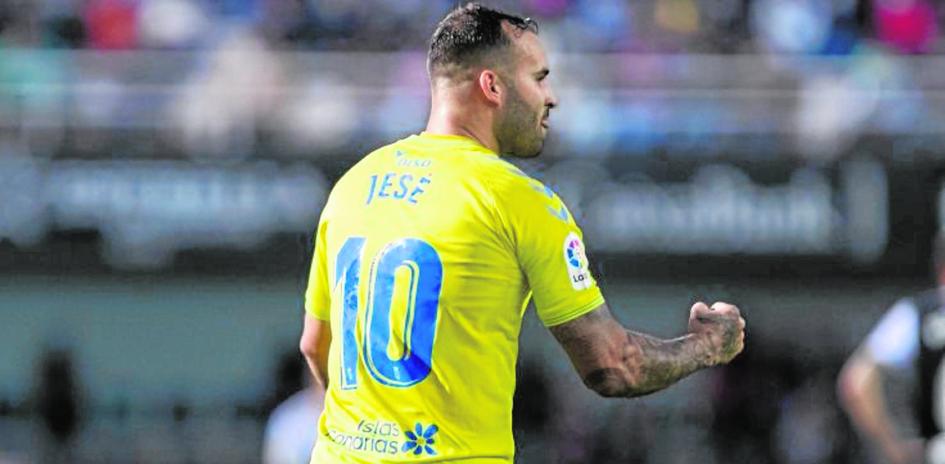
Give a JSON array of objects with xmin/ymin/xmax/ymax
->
[
  {"xmin": 425, "ymin": 98, "xmax": 500, "ymax": 154},
  {"xmin": 424, "ymin": 121, "xmax": 498, "ymax": 154}
]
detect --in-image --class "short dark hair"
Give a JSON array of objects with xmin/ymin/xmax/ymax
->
[{"xmin": 427, "ymin": 3, "xmax": 538, "ymax": 79}]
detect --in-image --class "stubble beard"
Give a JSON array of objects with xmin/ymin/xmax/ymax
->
[{"xmin": 496, "ymin": 86, "xmax": 544, "ymax": 158}]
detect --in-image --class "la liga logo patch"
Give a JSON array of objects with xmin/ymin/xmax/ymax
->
[
  {"xmin": 563, "ymin": 232, "xmax": 592, "ymax": 290},
  {"xmin": 566, "ymin": 238, "xmax": 583, "ymax": 269}
]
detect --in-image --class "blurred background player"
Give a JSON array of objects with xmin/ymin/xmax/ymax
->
[
  {"xmin": 838, "ymin": 233, "xmax": 945, "ymax": 464},
  {"xmin": 300, "ymin": 3, "xmax": 744, "ymax": 463}
]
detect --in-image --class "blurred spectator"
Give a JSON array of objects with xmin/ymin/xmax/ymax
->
[
  {"xmin": 303, "ymin": 0, "xmax": 364, "ymax": 49},
  {"xmin": 570, "ymin": 0, "xmax": 634, "ymax": 51},
  {"xmin": 0, "ymin": 0, "xmax": 942, "ymax": 55},
  {"xmin": 271, "ymin": 77, "xmax": 359, "ymax": 152},
  {"xmin": 751, "ymin": 0, "xmax": 833, "ymax": 54},
  {"xmin": 794, "ymin": 44, "xmax": 920, "ymax": 160},
  {"xmin": 170, "ymin": 27, "xmax": 284, "ymax": 159},
  {"xmin": 213, "ymin": 0, "xmax": 259, "ymax": 21},
  {"xmin": 697, "ymin": 0, "xmax": 749, "ymax": 52},
  {"xmin": 0, "ymin": 1, "xmax": 41, "ymax": 47},
  {"xmin": 138, "ymin": 0, "xmax": 208, "ymax": 49},
  {"xmin": 40, "ymin": 0, "xmax": 87, "ymax": 48},
  {"xmin": 873, "ymin": 0, "xmax": 938, "ymax": 54},
  {"xmin": 0, "ymin": 0, "xmax": 68, "ymax": 153},
  {"xmin": 83, "ymin": 0, "xmax": 137, "ymax": 49},
  {"xmin": 654, "ymin": 0, "xmax": 700, "ymax": 37}
]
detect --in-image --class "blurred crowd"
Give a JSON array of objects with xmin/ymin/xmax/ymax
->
[
  {"xmin": 2, "ymin": 1, "xmax": 944, "ymax": 166},
  {"xmin": 1, "ymin": 0, "xmax": 944, "ymax": 54}
]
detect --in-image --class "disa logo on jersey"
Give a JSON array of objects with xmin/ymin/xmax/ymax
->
[{"xmin": 563, "ymin": 232, "xmax": 592, "ymax": 290}]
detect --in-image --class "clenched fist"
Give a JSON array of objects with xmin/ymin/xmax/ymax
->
[{"xmin": 688, "ymin": 301, "xmax": 745, "ymax": 366}]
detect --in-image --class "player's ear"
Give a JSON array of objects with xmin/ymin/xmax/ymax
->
[{"xmin": 478, "ymin": 69, "xmax": 502, "ymax": 106}]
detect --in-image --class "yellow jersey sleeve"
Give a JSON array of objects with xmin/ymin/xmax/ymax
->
[
  {"xmin": 304, "ymin": 213, "xmax": 331, "ymax": 321},
  {"xmin": 490, "ymin": 165, "xmax": 605, "ymax": 327}
]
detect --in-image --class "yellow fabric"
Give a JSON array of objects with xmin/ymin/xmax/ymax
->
[{"xmin": 305, "ymin": 133, "xmax": 605, "ymax": 463}]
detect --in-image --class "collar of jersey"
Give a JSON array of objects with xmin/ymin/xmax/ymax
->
[{"xmin": 415, "ymin": 132, "xmax": 499, "ymax": 157}]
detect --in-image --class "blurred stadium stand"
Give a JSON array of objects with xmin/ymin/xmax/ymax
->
[{"xmin": 2, "ymin": 0, "xmax": 945, "ymax": 462}]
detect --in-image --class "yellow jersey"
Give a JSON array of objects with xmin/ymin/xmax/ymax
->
[{"xmin": 305, "ymin": 132, "xmax": 605, "ymax": 463}]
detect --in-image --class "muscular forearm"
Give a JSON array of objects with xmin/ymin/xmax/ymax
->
[
  {"xmin": 584, "ymin": 331, "xmax": 707, "ymax": 398},
  {"xmin": 551, "ymin": 302, "xmax": 743, "ymax": 399}
]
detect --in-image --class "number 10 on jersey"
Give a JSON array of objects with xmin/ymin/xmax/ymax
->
[{"xmin": 334, "ymin": 237, "xmax": 443, "ymax": 389}]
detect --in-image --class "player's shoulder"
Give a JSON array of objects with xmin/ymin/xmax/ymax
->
[
  {"xmin": 319, "ymin": 140, "xmax": 401, "ymax": 217},
  {"xmin": 347, "ymin": 139, "xmax": 402, "ymax": 174},
  {"xmin": 479, "ymin": 160, "xmax": 576, "ymax": 228},
  {"xmin": 486, "ymin": 160, "xmax": 564, "ymax": 209},
  {"xmin": 475, "ymin": 157, "xmax": 545, "ymax": 196},
  {"xmin": 330, "ymin": 139, "xmax": 405, "ymax": 190}
]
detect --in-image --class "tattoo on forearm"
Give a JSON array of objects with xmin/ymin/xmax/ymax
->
[
  {"xmin": 583, "ymin": 331, "xmax": 705, "ymax": 398},
  {"xmin": 624, "ymin": 330, "xmax": 703, "ymax": 396},
  {"xmin": 550, "ymin": 306, "xmax": 725, "ymax": 398}
]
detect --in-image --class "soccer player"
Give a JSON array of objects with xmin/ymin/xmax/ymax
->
[
  {"xmin": 838, "ymin": 234, "xmax": 945, "ymax": 464},
  {"xmin": 299, "ymin": 3, "xmax": 746, "ymax": 463}
]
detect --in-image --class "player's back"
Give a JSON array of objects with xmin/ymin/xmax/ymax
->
[{"xmin": 308, "ymin": 133, "xmax": 533, "ymax": 463}]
